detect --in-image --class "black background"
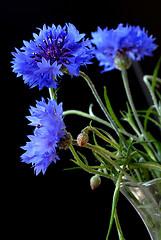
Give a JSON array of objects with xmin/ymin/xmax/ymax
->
[{"xmin": 6, "ymin": 0, "xmax": 161, "ymax": 239}]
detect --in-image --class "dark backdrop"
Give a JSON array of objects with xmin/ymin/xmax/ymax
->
[{"xmin": 6, "ymin": 0, "xmax": 161, "ymax": 239}]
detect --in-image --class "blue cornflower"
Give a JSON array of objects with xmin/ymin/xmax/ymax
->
[
  {"xmin": 21, "ymin": 98, "xmax": 66, "ymax": 175},
  {"xmin": 11, "ymin": 23, "xmax": 93, "ymax": 90},
  {"xmin": 91, "ymin": 24, "xmax": 157, "ymax": 72}
]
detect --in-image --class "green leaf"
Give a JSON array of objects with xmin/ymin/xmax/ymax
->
[
  {"xmin": 70, "ymin": 159, "xmax": 81, "ymax": 166},
  {"xmin": 137, "ymin": 113, "xmax": 161, "ymax": 129},
  {"xmin": 96, "ymin": 127, "xmax": 115, "ymax": 141},
  {"xmin": 146, "ymin": 132, "xmax": 161, "ymax": 161},
  {"xmin": 143, "ymin": 106, "xmax": 154, "ymax": 131},
  {"xmin": 106, "ymin": 184, "xmax": 120, "ymax": 240},
  {"xmin": 94, "ymin": 127, "xmax": 120, "ymax": 150},
  {"xmin": 106, "ymin": 172, "xmax": 125, "ymax": 240},
  {"xmin": 129, "ymin": 162, "xmax": 161, "ymax": 172},
  {"xmin": 77, "ymin": 151, "xmax": 89, "ymax": 166},
  {"xmin": 92, "ymin": 131, "xmax": 98, "ymax": 146},
  {"xmin": 92, "ymin": 152, "xmax": 112, "ymax": 171},
  {"xmin": 104, "ymin": 86, "xmax": 124, "ymax": 130},
  {"xmin": 114, "ymin": 208, "xmax": 126, "ymax": 240},
  {"xmin": 64, "ymin": 166, "xmax": 82, "ymax": 171},
  {"xmin": 132, "ymin": 143, "xmax": 155, "ymax": 162},
  {"xmin": 121, "ymin": 103, "xmax": 140, "ymax": 136},
  {"xmin": 152, "ymin": 56, "xmax": 161, "ymax": 92},
  {"xmin": 156, "ymin": 90, "xmax": 161, "ymax": 100}
]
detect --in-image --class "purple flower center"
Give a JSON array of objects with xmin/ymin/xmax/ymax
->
[{"xmin": 32, "ymin": 35, "xmax": 72, "ymax": 65}]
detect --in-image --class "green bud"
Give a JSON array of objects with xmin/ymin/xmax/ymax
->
[
  {"xmin": 114, "ymin": 52, "xmax": 132, "ymax": 71},
  {"xmin": 90, "ymin": 174, "xmax": 101, "ymax": 190}
]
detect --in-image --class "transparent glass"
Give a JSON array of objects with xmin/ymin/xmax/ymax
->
[{"xmin": 120, "ymin": 178, "xmax": 161, "ymax": 240}]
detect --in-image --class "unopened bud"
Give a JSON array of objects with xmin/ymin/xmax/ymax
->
[
  {"xmin": 114, "ymin": 52, "xmax": 132, "ymax": 71},
  {"xmin": 60, "ymin": 64, "xmax": 69, "ymax": 74},
  {"xmin": 90, "ymin": 175, "xmax": 101, "ymax": 190},
  {"xmin": 77, "ymin": 132, "xmax": 89, "ymax": 147},
  {"xmin": 58, "ymin": 132, "xmax": 73, "ymax": 150}
]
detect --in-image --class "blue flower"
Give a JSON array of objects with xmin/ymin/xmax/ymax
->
[
  {"xmin": 91, "ymin": 24, "xmax": 157, "ymax": 72},
  {"xmin": 11, "ymin": 23, "xmax": 93, "ymax": 90},
  {"xmin": 21, "ymin": 98, "xmax": 66, "ymax": 175}
]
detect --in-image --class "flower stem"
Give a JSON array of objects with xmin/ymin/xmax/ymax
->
[
  {"xmin": 121, "ymin": 70, "xmax": 159, "ymax": 159},
  {"xmin": 79, "ymin": 71, "xmax": 119, "ymax": 135},
  {"xmin": 121, "ymin": 69, "xmax": 145, "ymax": 138},
  {"xmin": 114, "ymin": 208, "xmax": 125, "ymax": 240},
  {"xmin": 81, "ymin": 143, "xmax": 134, "ymax": 182},
  {"xmin": 63, "ymin": 110, "xmax": 112, "ymax": 128},
  {"xmin": 106, "ymin": 172, "xmax": 125, "ymax": 240},
  {"xmin": 69, "ymin": 145, "xmax": 109, "ymax": 179},
  {"xmin": 89, "ymin": 126, "xmax": 120, "ymax": 150},
  {"xmin": 49, "ymin": 87, "xmax": 54, "ymax": 100},
  {"xmin": 143, "ymin": 75, "xmax": 161, "ymax": 117},
  {"xmin": 63, "ymin": 109, "xmax": 137, "ymax": 139}
]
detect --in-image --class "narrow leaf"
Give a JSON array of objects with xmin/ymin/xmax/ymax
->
[
  {"xmin": 106, "ymin": 174, "xmax": 123, "ymax": 240},
  {"xmin": 143, "ymin": 106, "xmax": 154, "ymax": 131},
  {"xmin": 104, "ymin": 86, "xmax": 124, "ymax": 130},
  {"xmin": 152, "ymin": 56, "xmax": 161, "ymax": 92},
  {"xmin": 64, "ymin": 166, "xmax": 82, "ymax": 171},
  {"xmin": 77, "ymin": 151, "xmax": 89, "ymax": 166}
]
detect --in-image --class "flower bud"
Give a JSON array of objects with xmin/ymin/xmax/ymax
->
[
  {"xmin": 90, "ymin": 174, "xmax": 101, "ymax": 190},
  {"xmin": 60, "ymin": 64, "xmax": 69, "ymax": 74},
  {"xmin": 114, "ymin": 52, "xmax": 132, "ymax": 70},
  {"xmin": 58, "ymin": 131, "xmax": 73, "ymax": 150},
  {"xmin": 77, "ymin": 132, "xmax": 89, "ymax": 147}
]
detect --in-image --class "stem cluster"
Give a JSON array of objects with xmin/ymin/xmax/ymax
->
[{"xmin": 48, "ymin": 60, "xmax": 161, "ymax": 240}]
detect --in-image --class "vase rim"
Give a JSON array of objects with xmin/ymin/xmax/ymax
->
[{"xmin": 120, "ymin": 178, "xmax": 161, "ymax": 188}]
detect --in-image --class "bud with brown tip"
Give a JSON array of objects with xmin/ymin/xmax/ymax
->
[
  {"xmin": 77, "ymin": 132, "xmax": 89, "ymax": 147},
  {"xmin": 90, "ymin": 174, "xmax": 101, "ymax": 190},
  {"xmin": 58, "ymin": 131, "xmax": 73, "ymax": 150}
]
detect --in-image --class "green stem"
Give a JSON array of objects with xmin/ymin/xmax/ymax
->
[
  {"xmin": 89, "ymin": 126, "xmax": 120, "ymax": 150},
  {"xmin": 81, "ymin": 142, "xmax": 134, "ymax": 182},
  {"xmin": 69, "ymin": 145, "xmax": 109, "ymax": 179},
  {"xmin": 121, "ymin": 69, "xmax": 145, "ymax": 138},
  {"xmin": 114, "ymin": 208, "xmax": 126, "ymax": 240},
  {"xmin": 63, "ymin": 110, "xmax": 112, "ymax": 128},
  {"xmin": 49, "ymin": 87, "xmax": 54, "ymax": 100},
  {"xmin": 121, "ymin": 70, "xmax": 159, "ymax": 160},
  {"xmin": 79, "ymin": 71, "xmax": 119, "ymax": 135},
  {"xmin": 63, "ymin": 110, "xmax": 135, "ymax": 139},
  {"xmin": 129, "ymin": 162, "xmax": 161, "ymax": 172},
  {"xmin": 143, "ymin": 75, "xmax": 161, "ymax": 117},
  {"xmin": 106, "ymin": 172, "xmax": 124, "ymax": 240}
]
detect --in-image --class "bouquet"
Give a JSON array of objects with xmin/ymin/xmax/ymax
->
[{"xmin": 12, "ymin": 23, "xmax": 161, "ymax": 239}]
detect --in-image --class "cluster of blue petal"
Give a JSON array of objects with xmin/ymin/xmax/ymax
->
[
  {"xmin": 91, "ymin": 24, "xmax": 157, "ymax": 72},
  {"xmin": 21, "ymin": 98, "xmax": 66, "ymax": 175},
  {"xmin": 11, "ymin": 23, "xmax": 93, "ymax": 90}
]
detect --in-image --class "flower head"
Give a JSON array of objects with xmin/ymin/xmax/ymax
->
[
  {"xmin": 11, "ymin": 23, "xmax": 93, "ymax": 89},
  {"xmin": 91, "ymin": 24, "xmax": 157, "ymax": 72},
  {"xmin": 21, "ymin": 98, "xmax": 66, "ymax": 175}
]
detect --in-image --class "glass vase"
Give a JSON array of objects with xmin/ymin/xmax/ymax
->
[{"xmin": 120, "ymin": 178, "xmax": 161, "ymax": 240}]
